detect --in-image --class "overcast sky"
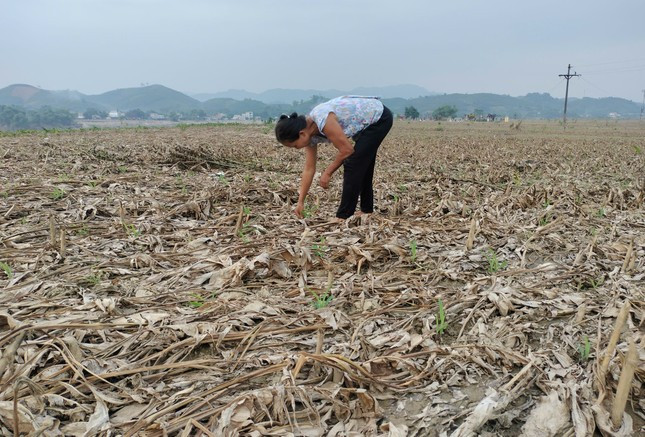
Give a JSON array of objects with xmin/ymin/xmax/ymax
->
[{"xmin": 2, "ymin": 0, "xmax": 644, "ymax": 101}]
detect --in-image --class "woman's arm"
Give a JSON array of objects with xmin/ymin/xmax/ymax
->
[
  {"xmin": 319, "ymin": 113, "xmax": 354, "ymax": 189},
  {"xmin": 295, "ymin": 144, "xmax": 317, "ymax": 218}
]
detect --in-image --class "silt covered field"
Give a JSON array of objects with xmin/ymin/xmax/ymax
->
[{"xmin": 0, "ymin": 120, "xmax": 643, "ymax": 435}]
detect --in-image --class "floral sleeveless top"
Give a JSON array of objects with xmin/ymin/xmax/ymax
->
[{"xmin": 309, "ymin": 96, "xmax": 384, "ymax": 144}]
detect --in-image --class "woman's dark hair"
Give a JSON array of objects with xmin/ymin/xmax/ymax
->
[{"xmin": 275, "ymin": 113, "xmax": 306, "ymax": 143}]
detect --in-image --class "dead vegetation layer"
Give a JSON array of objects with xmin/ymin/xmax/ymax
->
[{"xmin": 0, "ymin": 120, "xmax": 644, "ymax": 436}]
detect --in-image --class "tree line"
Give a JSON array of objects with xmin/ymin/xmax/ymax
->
[
  {"xmin": 0, "ymin": 105, "xmax": 76, "ymax": 131},
  {"xmin": 405, "ymin": 105, "xmax": 458, "ymax": 120},
  {"xmin": 83, "ymin": 108, "xmax": 209, "ymax": 121}
]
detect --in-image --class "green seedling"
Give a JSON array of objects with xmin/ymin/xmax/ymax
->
[
  {"xmin": 0, "ymin": 191, "xmax": 8, "ymax": 198},
  {"xmin": 311, "ymin": 237, "xmax": 328, "ymax": 258},
  {"xmin": 436, "ymin": 298, "xmax": 447, "ymax": 335},
  {"xmin": 188, "ymin": 292, "xmax": 205, "ymax": 308},
  {"xmin": 77, "ymin": 225, "xmax": 89, "ymax": 237},
  {"xmin": 596, "ymin": 208, "xmax": 606, "ymax": 217},
  {"xmin": 51, "ymin": 187, "xmax": 66, "ymax": 200},
  {"xmin": 410, "ymin": 239, "xmax": 418, "ymax": 263},
  {"xmin": 302, "ymin": 202, "xmax": 318, "ymax": 218},
  {"xmin": 539, "ymin": 212, "xmax": 552, "ymax": 227},
  {"xmin": 578, "ymin": 335, "xmax": 591, "ymax": 362},
  {"xmin": 85, "ymin": 273, "xmax": 101, "ymax": 286},
  {"xmin": 117, "ymin": 166, "xmax": 128, "ymax": 173},
  {"xmin": 87, "ymin": 180, "xmax": 98, "ymax": 188},
  {"xmin": 0, "ymin": 262, "xmax": 13, "ymax": 280},
  {"xmin": 633, "ymin": 145, "xmax": 642, "ymax": 155},
  {"xmin": 237, "ymin": 222, "xmax": 252, "ymax": 243},
  {"xmin": 486, "ymin": 249, "xmax": 508, "ymax": 273},
  {"xmin": 124, "ymin": 223, "xmax": 142, "ymax": 238},
  {"xmin": 175, "ymin": 175, "xmax": 189, "ymax": 194},
  {"xmin": 58, "ymin": 173, "xmax": 72, "ymax": 182},
  {"xmin": 187, "ymin": 291, "xmax": 216, "ymax": 308},
  {"xmin": 310, "ymin": 283, "xmax": 333, "ymax": 309}
]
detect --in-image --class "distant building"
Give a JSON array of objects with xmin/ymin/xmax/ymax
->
[
  {"xmin": 149, "ymin": 113, "xmax": 165, "ymax": 120},
  {"xmin": 210, "ymin": 113, "xmax": 227, "ymax": 121},
  {"xmin": 608, "ymin": 112, "xmax": 620, "ymax": 119},
  {"xmin": 108, "ymin": 110, "xmax": 121, "ymax": 119}
]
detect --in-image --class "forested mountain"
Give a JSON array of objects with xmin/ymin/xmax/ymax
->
[{"xmin": 0, "ymin": 84, "xmax": 641, "ymax": 119}]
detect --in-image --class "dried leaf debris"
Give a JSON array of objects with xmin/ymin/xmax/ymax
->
[{"xmin": 0, "ymin": 121, "xmax": 644, "ymax": 435}]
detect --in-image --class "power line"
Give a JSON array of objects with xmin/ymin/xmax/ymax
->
[
  {"xmin": 579, "ymin": 76, "xmax": 612, "ymax": 97},
  {"xmin": 574, "ymin": 57, "xmax": 645, "ymax": 68},
  {"xmin": 558, "ymin": 64, "xmax": 580, "ymax": 125},
  {"xmin": 583, "ymin": 65, "xmax": 645, "ymax": 75},
  {"xmin": 547, "ymin": 78, "xmax": 566, "ymax": 95}
]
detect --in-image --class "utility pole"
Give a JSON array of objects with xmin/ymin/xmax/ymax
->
[
  {"xmin": 559, "ymin": 64, "xmax": 580, "ymax": 125},
  {"xmin": 641, "ymin": 89, "xmax": 644, "ymax": 121}
]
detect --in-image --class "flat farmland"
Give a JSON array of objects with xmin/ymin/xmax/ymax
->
[{"xmin": 0, "ymin": 120, "xmax": 643, "ymax": 436}]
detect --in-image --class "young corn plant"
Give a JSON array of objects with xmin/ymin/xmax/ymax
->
[
  {"xmin": 436, "ymin": 298, "xmax": 447, "ymax": 336},
  {"xmin": 311, "ymin": 237, "xmax": 328, "ymax": 258},
  {"xmin": 310, "ymin": 284, "xmax": 333, "ymax": 309},
  {"xmin": 57, "ymin": 173, "xmax": 72, "ymax": 182},
  {"xmin": 409, "ymin": 239, "xmax": 418, "ymax": 263},
  {"xmin": 302, "ymin": 202, "xmax": 318, "ymax": 218},
  {"xmin": 539, "ymin": 211, "xmax": 553, "ymax": 226},
  {"xmin": 188, "ymin": 292, "xmax": 205, "ymax": 308},
  {"xmin": 0, "ymin": 261, "xmax": 13, "ymax": 280},
  {"xmin": 124, "ymin": 223, "xmax": 142, "ymax": 238},
  {"xmin": 237, "ymin": 223, "xmax": 252, "ymax": 243},
  {"xmin": 486, "ymin": 249, "xmax": 508, "ymax": 273},
  {"xmin": 51, "ymin": 187, "xmax": 66, "ymax": 200},
  {"xmin": 83, "ymin": 271, "xmax": 102, "ymax": 287},
  {"xmin": 578, "ymin": 335, "xmax": 591, "ymax": 362},
  {"xmin": 187, "ymin": 291, "xmax": 217, "ymax": 308}
]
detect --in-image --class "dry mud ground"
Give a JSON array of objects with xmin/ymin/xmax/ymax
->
[{"xmin": 0, "ymin": 120, "xmax": 644, "ymax": 436}]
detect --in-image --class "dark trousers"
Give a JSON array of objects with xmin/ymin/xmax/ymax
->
[{"xmin": 337, "ymin": 106, "xmax": 393, "ymax": 219}]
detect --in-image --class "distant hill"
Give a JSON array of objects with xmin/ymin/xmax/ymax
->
[
  {"xmin": 0, "ymin": 84, "xmax": 641, "ymax": 119},
  {"xmin": 88, "ymin": 85, "xmax": 200, "ymax": 112},
  {"xmin": 201, "ymin": 97, "xmax": 289, "ymax": 118},
  {"xmin": 192, "ymin": 84, "xmax": 435, "ymax": 103},
  {"xmin": 0, "ymin": 84, "xmax": 99, "ymax": 111},
  {"xmin": 381, "ymin": 92, "xmax": 642, "ymax": 119}
]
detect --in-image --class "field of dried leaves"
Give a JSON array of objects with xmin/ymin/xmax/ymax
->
[{"xmin": 0, "ymin": 120, "xmax": 643, "ymax": 436}]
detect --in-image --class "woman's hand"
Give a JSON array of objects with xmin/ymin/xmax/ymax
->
[
  {"xmin": 294, "ymin": 201, "xmax": 305, "ymax": 218},
  {"xmin": 319, "ymin": 171, "xmax": 331, "ymax": 189}
]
